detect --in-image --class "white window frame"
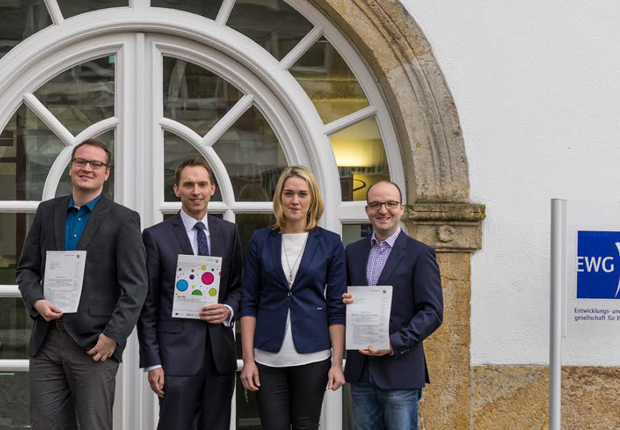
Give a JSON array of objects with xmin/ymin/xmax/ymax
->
[{"xmin": 0, "ymin": 1, "xmax": 406, "ymax": 429}]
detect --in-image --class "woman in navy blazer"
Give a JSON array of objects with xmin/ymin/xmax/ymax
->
[{"xmin": 239, "ymin": 166, "xmax": 346, "ymax": 430}]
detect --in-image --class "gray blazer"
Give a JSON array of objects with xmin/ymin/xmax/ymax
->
[{"xmin": 16, "ymin": 195, "xmax": 148, "ymax": 362}]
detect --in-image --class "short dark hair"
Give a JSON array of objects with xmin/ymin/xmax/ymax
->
[
  {"xmin": 365, "ymin": 180, "xmax": 403, "ymax": 203},
  {"xmin": 72, "ymin": 139, "xmax": 111, "ymax": 165},
  {"xmin": 174, "ymin": 157, "xmax": 216, "ymax": 185}
]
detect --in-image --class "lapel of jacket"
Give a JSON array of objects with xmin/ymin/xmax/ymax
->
[
  {"xmin": 77, "ymin": 195, "xmax": 111, "ymax": 250},
  {"xmin": 376, "ymin": 231, "xmax": 407, "ymax": 286},
  {"xmin": 269, "ymin": 230, "xmax": 291, "ymax": 289},
  {"xmin": 54, "ymin": 196, "xmax": 71, "ymax": 250},
  {"xmin": 207, "ymin": 215, "xmax": 223, "ymax": 257},
  {"xmin": 356, "ymin": 238, "xmax": 372, "ymax": 285},
  {"xmin": 291, "ymin": 228, "xmax": 320, "ymax": 290},
  {"xmin": 171, "ymin": 212, "xmax": 194, "ymax": 255}
]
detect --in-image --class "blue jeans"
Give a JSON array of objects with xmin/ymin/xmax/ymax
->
[{"xmin": 350, "ymin": 365, "xmax": 421, "ymax": 430}]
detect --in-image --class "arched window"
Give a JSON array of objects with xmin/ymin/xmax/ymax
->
[{"xmin": 0, "ymin": 1, "xmax": 406, "ymax": 428}]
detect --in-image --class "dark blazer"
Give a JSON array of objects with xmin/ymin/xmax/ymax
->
[
  {"xmin": 239, "ymin": 227, "xmax": 346, "ymax": 354},
  {"xmin": 344, "ymin": 231, "xmax": 443, "ymax": 389},
  {"xmin": 16, "ymin": 195, "xmax": 148, "ymax": 362},
  {"xmin": 137, "ymin": 213, "xmax": 242, "ymax": 376}
]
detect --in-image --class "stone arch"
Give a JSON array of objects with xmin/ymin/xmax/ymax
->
[{"xmin": 311, "ymin": 2, "xmax": 484, "ymax": 428}]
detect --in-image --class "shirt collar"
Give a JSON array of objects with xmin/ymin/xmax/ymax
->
[
  {"xmin": 179, "ymin": 209, "xmax": 209, "ymax": 234},
  {"xmin": 371, "ymin": 227, "xmax": 401, "ymax": 248},
  {"xmin": 68, "ymin": 194, "xmax": 101, "ymax": 211}
]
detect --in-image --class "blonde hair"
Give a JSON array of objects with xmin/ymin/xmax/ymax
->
[{"xmin": 273, "ymin": 166, "xmax": 324, "ymax": 232}]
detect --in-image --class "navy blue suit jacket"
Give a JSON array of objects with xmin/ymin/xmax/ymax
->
[
  {"xmin": 137, "ymin": 213, "xmax": 242, "ymax": 376},
  {"xmin": 344, "ymin": 231, "xmax": 443, "ymax": 389},
  {"xmin": 239, "ymin": 227, "xmax": 346, "ymax": 353}
]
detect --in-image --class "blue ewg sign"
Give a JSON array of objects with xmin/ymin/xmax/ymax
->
[{"xmin": 577, "ymin": 230, "xmax": 620, "ymax": 299}]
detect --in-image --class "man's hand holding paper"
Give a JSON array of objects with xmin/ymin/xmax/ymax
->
[{"xmin": 344, "ymin": 286, "xmax": 393, "ymax": 351}]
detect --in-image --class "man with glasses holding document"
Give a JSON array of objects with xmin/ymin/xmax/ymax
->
[
  {"xmin": 137, "ymin": 157, "xmax": 242, "ymax": 430},
  {"xmin": 342, "ymin": 181, "xmax": 443, "ymax": 430},
  {"xmin": 16, "ymin": 139, "xmax": 147, "ymax": 430}
]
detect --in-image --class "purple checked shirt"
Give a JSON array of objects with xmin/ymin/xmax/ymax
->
[{"xmin": 366, "ymin": 227, "xmax": 402, "ymax": 286}]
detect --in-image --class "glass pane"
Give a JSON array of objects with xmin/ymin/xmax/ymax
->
[
  {"xmin": 234, "ymin": 213, "xmax": 273, "ymax": 429},
  {"xmin": 0, "ymin": 298, "xmax": 32, "ymax": 359},
  {"xmin": 236, "ymin": 372, "xmax": 261, "ymax": 429},
  {"xmin": 151, "ymin": 0, "xmax": 223, "ymax": 20},
  {"xmin": 58, "ymin": 0, "xmax": 128, "ymax": 19},
  {"xmin": 0, "ymin": 371, "xmax": 29, "ymax": 429},
  {"xmin": 163, "ymin": 212, "xmax": 223, "ymax": 221},
  {"xmin": 163, "ymin": 57, "xmax": 243, "ymax": 137},
  {"xmin": 163, "ymin": 132, "xmax": 222, "ymax": 202},
  {"xmin": 290, "ymin": 37, "xmax": 369, "ymax": 125},
  {"xmin": 55, "ymin": 130, "xmax": 115, "ymax": 200},
  {"xmin": 342, "ymin": 384, "xmax": 353, "ymax": 430},
  {"xmin": 0, "ymin": 0, "xmax": 51, "ymax": 60},
  {"xmin": 213, "ymin": 106, "xmax": 286, "ymax": 201},
  {"xmin": 0, "ymin": 105, "xmax": 67, "ymax": 201},
  {"xmin": 330, "ymin": 117, "xmax": 389, "ymax": 201},
  {"xmin": 0, "ymin": 213, "xmax": 34, "ymax": 285},
  {"xmin": 34, "ymin": 56, "xmax": 115, "ymax": 136},
  {"xmin": 227, "ymin": 0, "xmax": 313, "ymax": 61},
  {"xmin": 342, "ymin": 224, "xmax": 372, "ymax": 247},
  {"xmin": 236, "ymin": 213, "xmax": 274, "ymax": 257}
]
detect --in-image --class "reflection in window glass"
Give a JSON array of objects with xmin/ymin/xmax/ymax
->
[
  {"xmin": 151, "ymin": 0, "xmax": 223, "ymax": 20},
  {"xmin": 343, "ymin": 384, "xmax": 353, "ymax": 430},
  {"xmin": 57, "ymin": 0, "xmax": 127, "ymax": 19},
  {"xmin": 0, "ymin": 372, "xmax": 29, "ymax": 429},
  {"xmin": 234, "ymin": 213, "xmax": 273, "ymax": 430},
  {"xmin": 163, "ymin": 132, "xmax": 222, "ymax": 202},
  {"xmin": 0, "ymin": 105, "xmax": 66, "ymax": 201},
  {"xmin": 55, "ymin": 130, "xmax": 115, "ymax": 199},
  {"xmin": 227, "ymin": 0, "xmax": 313, "ymax": 61},
  {"xmin": 0, "ymin": 298, "xmax": 33, "ymax": 360},
  {"xmin": 290, "ymin": 37, "xmax": 369, "ymax": 125},
  {"xmin": 0, "ymin": 0, "xmax": 51, "ymax": 59},
  {"xmin": 163, "ymin": 57, "xmax": 243, "ymax": 137},
  {"xmin": 163, "ymin": 212, "xmax": 223, "ymax": 221},
  {"xmin": 213, "ymin": 106, "xmax": 286, "ymax": 202},
  {"xmin": 329, "ymin": 117, "xmax": 389, "ymax": 201},
  {"xmin": 342, "ymin": 223, "xmax": 373, "ymax": 247},
  {"xmin": 34, "ymin": 56, "xmax": 115, "ymax": 136},
  {"xmin": 0, "ymin": 213, "xmax": 33, "ymax": 286},
  {"xmin": 236, "ymin": 371, "xmax": 261, "ymax": 429}
]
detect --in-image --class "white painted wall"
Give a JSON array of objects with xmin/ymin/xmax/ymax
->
[{"xmin": 402, "ymin": 0, "xmax": 620, "ymax": 366}]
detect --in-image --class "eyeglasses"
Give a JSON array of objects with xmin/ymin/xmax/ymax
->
[
  {"xmin": 367, "ymin": 201, "xmax": 401, "ymax": 210},
  {"xmin": 72, "ymin": 158, "xmax": 108, "ymax": 170}
]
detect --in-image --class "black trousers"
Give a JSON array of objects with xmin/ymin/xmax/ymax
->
[
  {"xmin": 29, "ymin": 327, "xmax": 119, "ymax": 430},
  {"xmin": 157, "ymin": 329, "xmax": 235, "ymax": 430},
  {"xmin": 256, "ymin": 358, "xmax": 331, "ymax": 430}
]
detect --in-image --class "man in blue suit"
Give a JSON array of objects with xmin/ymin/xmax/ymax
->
[
  {"xmin": 343, "ymin": 181, "xmax": 443, "ymax": 430},
  {"xmin": 137, "ymin": 157, "xmax": 242, "ymax": 430}
]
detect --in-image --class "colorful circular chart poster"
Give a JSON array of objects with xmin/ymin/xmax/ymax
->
[{"xmin": 172, "ymin": 254, "xmax": 222, "ymax": 319}]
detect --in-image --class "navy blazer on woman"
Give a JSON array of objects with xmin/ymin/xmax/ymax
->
[{"xmin": 239, "ymin": 227, "xmax": 346, "ymax": 354}]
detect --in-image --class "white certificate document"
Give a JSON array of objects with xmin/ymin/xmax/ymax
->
[
  {"xmin": 346, "ymin": 285, "xmax": 393, "ymax": 350},
  {"xmin": 43, "ymin": 251, "xmax": 87, "ymax": 313},
  {"xmin": 172, "ymin": 255, "xmax": 222, "ymax": 319}
]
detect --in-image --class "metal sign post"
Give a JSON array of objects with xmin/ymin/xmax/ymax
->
[{"xmin": 549, "ymin": 199, "xmax": 566, "ymax": 430}]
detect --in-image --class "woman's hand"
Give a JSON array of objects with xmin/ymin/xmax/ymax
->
[
  {"xmin": 327, "ymin": 364, "xmax": 345, "ymax": 391},
  {"xmin": 342, "ymin": 293, "xmax": 353, "ymax": 304},
  {"xmin": 240, "ymin": 360, "xmax": 261, "ymax": 391}
]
